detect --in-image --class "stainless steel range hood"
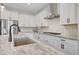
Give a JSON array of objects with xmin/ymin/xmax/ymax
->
[{"xmin": 44, "ymin": 3, "xmax": 60, "ymax": 19}]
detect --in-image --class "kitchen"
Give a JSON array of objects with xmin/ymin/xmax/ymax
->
[{"xmin": 0, "ymin": 3, "xmax": 79, "ymax": 55}]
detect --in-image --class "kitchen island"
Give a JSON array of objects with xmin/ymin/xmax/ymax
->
[
  {"xmin": 0, "ymin": 32, "xmax": 78, "ymax": 55},
  {"xmin": 0, "ymin": 35, "xmax": 62, "ymax": 55},
  {"xmin": 20, "ymin": 32, "xmax": 78, "ymax": 55}
]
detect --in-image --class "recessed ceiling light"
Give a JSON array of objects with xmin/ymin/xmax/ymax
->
[{"xmin": 27, "ymin": 3, "xmax": 30, "ymax": 6}]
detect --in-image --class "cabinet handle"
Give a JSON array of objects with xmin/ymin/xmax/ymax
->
[
  {"xmin": 45, "ymin": 40, "xmax": 48, "ymax": 42},
  {"xmin": 67, "ymin": 18, "xmax": 70, "ymax": 23},
  {"xmin": 61, "ymin": 39, "xmax": 65, "ymax": 41},
  {"xmin": 61, "ymin": 44, "xmax": 64, "ymax": 49}
]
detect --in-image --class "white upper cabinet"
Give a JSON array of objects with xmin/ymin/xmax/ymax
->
[
  {"xmin": 60, "ymin": 3, "xmax": 77, "ymax": 25},
  {"xmin": 0, "ymin": 8, "xmax": 35, "ymax": 27},
  {"xmin": 0, "ymin": 9, "xmax": 19, "ymax": 20},
  {"xmin": 18, "ymin": 13, "xmax": 36, "ymax": 27},
  {"xmin": 18, "ymin": 14, "xmax": 24, "ymax": 26},
  {"xmin": 10, "ymin": 11, "xmax": 19, "ymax": 20}
]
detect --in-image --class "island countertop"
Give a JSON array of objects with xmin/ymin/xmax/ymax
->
[{"xmin": 0, "ymin": 35, "xmax": 64, "ymax": 55}]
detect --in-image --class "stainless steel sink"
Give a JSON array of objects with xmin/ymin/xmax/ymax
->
[{"xmin": 14, "ymin": 38, "xmax": 35, "ymax": 46}]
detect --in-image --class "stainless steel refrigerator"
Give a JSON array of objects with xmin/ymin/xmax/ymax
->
[{"xmin": 1, "ymin": 19, "xmax": 18, "ymax": 35}]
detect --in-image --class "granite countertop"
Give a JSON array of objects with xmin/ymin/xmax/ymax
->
[
  {"xmin": 41, "ymin": 32, "xmax": 77, "ymax": 40},
  {"xmin": 0, "ymin": 35, "xmax": 61, "ymax": 55},
  {"xmin": 43, "ymin": 33, "xmax": 78, "ymax": 41},
  {"xmin": 16, "ymin": 32, "xmax": 78, "ymax": 41},
  {"xmin": 12, "ymin": 33, "xmax": 65, "ymax": 55}
]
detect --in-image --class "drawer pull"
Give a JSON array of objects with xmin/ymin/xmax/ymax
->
[
  {"xmin": 61, "ymin": 39, "xmax": 65, "ymax": 41},
  {"xmin": 67, "ymin": 18, "xmax": 70, "ymax": 23},
  {"xmin": 61, "ymin": 44, "xmax": 64, "ymax": 49}
]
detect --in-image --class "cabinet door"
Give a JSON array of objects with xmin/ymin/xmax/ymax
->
[
  {"xmin": 39, "ymin": 34, "xmax": 62, "ymax": 50},
  {"xmin": 64, "ymin": 39, "xmax": 77, "ymax": 55},
  {"xmin": 41, "ymin": 20, "xmax": 48, "ymax": 27},
  {"xmin": 60, "ymin": 3, "xmax": 76, "ymax": 24},
  {"xmin": 47, "ymin": 36, "xmax": 59, "ymax": 47},
  {"xmin": 19, "ymin": 14, "xmax": 35, "ymax": 27},
  {"xmin": 67, "ymin": 4, "xmax": 76, "ymax": 24},
  {"xmin": 11, "ymin": 11, "xmax": 18, "ymax": 20},
  {"xmin": 39, "ymin": 34, "xmax": 48, "ymax": 41},
  {"xmin": 64, "ymin": 42, "xmax": 75, "ymax": 55},
  {"xmin": 54, "ymin": 37, "xmax": 62, "ymax": 50},
  {"xmin": 18, "ymin": 14, "xmax": 24, "ymax": 26},
  {"xmin": 60, "ymin": 3, "xmax": 68, "ymax": 24},
  {"xmin": 44, "ymin": 35, "xmax": 54, "ymax": 45},
  {"xmin": 43, "ymin": 35, "xmax": 62, "ymax": 50},
  {"xmin": 39, "ymin": 34, "xmax": 52, "ymax": 44},
  {"xmin": 22, "ymin": 15, "xmax": 29, "ymax": 27}
]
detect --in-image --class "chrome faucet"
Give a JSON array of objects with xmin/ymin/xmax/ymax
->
[{"xmin": 9, "ymin": 24, "xmax": 21, "ymax": 42}]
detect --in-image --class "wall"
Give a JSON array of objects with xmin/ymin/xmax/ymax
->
[
  {"xmin": 35, "ymin": 4, "xmax": 62, "ymax": 33},
  {"xmin": 61, "ymin": 25, "xmax": 78, "ymax": 39},
  {"xmin": 35, "ymin": 6, "xmax": 49, "ymax": 26},
  {"xmin": 35, "ymin": 4, "xmax": 78, "ymax": 39},
  {"xmin": 20, "ymin": 27, "xmax": 34, "ymax": 33},
  {"xmin": 43, "ymin": 18, "xmax": 62, "ymax": 33}
]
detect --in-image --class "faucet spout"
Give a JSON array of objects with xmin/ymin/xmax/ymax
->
[{"xmin": 9, "ymin": 24, "xmax": 21, "ymax": 42}]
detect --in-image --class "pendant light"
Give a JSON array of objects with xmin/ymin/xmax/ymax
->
[{"xmin": 0, "ymin": 3, "xmax": 5, "ymax": 12}]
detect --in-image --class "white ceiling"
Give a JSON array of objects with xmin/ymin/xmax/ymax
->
[{"xmin": 4, "ymin": 3, "xmax": 49, "ymax": 15}]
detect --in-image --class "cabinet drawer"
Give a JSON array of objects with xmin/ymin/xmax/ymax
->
[
  {"xmin": 64, "ymin": 44, "xmax": 75, "ymax": 55},
  {"xmin": 64, "ymin": 39, "xmax": 77, "ymax": 55},
  {"xmin": 65, "ymin": 39, "xmax": 77, "ymax": 47}
]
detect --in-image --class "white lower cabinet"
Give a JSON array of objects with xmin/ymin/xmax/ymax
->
[
  {"xmin": 47, "ymin": 37, "xmax": 56, "ymax": 47},
  {"xmin": 64, "ymin": 39, "xmax": 77, "ymax": 55},
  {"xmin": 64, "ymin": 43, "xmax": 75, "ymax": 55},
  {"xmin": 55, "ymin": 39, "xmax": 77, "ymax": 55},
  {"xmin": 39, "ymin": 34, "xmax": 50, "ymax": 44},
  {"xmin": 38, "ymin": 33, "xmax": 78, "ymax": 55},
  {"xmin": 48, "ymin": 37, "xmax": 62, "ymax": 50}
]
